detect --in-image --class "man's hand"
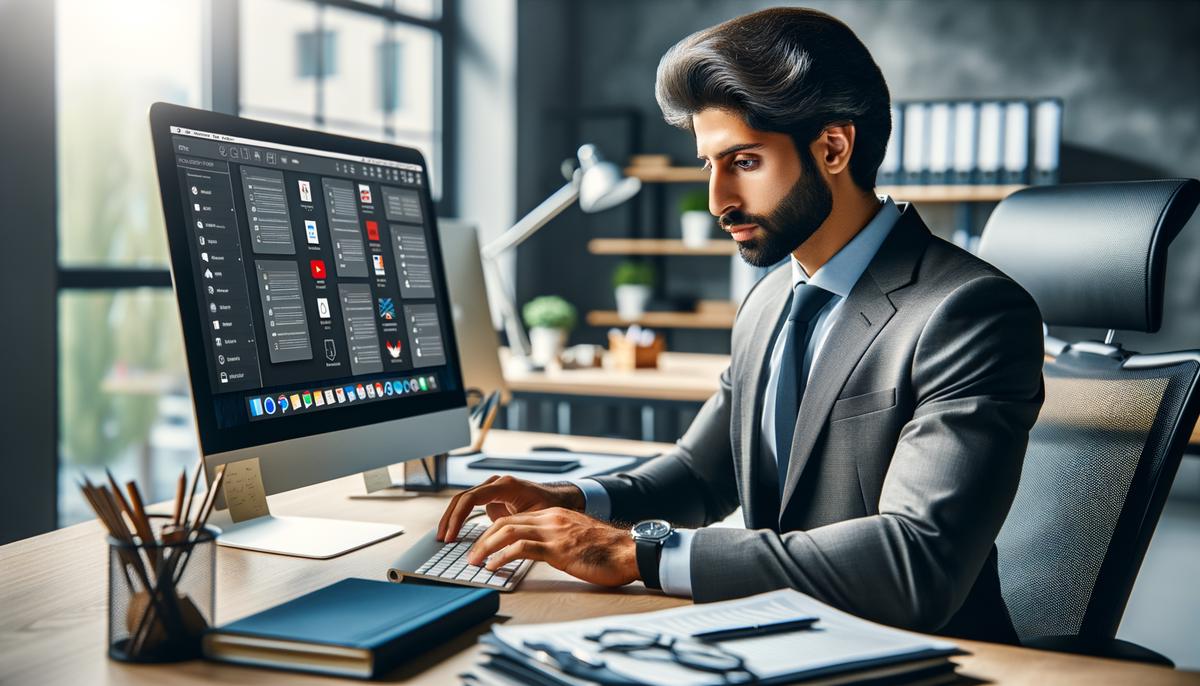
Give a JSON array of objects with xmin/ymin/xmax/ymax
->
[
  {"xmin": 466, "ymin": 507, "xmax": 639, "ymax": 587},
  {"xmin": 436, "ymin": 475, "xmax": 585, "ymax": 543}
]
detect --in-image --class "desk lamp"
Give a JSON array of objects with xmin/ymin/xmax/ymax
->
[{"xmin": 481, "ymin": 144, "xmax": 641, "ymax": 368}]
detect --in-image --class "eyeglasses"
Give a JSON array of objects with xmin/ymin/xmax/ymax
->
[{"xmin": 585, "ymin": 627, "xmax": 758, "ymax": 684}]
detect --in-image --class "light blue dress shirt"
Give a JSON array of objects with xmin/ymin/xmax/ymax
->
[{"xmin": 575, "ymin": 196, "xmax": 902, "ymax": 596}]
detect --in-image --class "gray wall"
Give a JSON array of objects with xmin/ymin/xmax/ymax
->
[{"xmin": 516, "ymin": 0, "xmax": 1200, "ymax": 354}]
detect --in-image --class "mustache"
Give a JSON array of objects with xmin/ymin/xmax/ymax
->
[{"xmin": 719, "ymin": 210, "xmax": 766, "ymax": 229}]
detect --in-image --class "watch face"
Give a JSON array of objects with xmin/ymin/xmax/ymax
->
[{"xmin": 633, "ymin": 519, "xmax": 672, "ymax": 541}]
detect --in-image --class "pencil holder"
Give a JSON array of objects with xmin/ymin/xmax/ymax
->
[{"xmin": 107, "ymin": 515, "xmax": 216, "ymax": 663}]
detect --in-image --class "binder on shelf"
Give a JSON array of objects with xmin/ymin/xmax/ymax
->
[
  {"xmin": 878, "ymin": 103, "xmax": 902, "ymax": 185},
  {"xmin": 927, "ymin": 101, "xmax": 954, "ymax": 185},
  {"xmin": 1033, "ymin": 98, "xmax": 1063, "ymax": 185},
  {"xmin": 1002, "ymin": 100, "xmax": 1031, "ymax": 185},
  {"xmin": 901, "ymin": 101, "xmax": 929, "ymax": 185},
  {"xmin": 976, "ymin": 101, "xmax": 1004, "ymax": 185},
  {"xmin": 952, "ymin": 101, "xmax": 978, "ymax": 185}
]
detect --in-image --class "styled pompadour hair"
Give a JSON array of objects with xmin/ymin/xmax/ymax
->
[{"xmin": 656, "ymin": 7, "xmax": 891, "ymax": 191}]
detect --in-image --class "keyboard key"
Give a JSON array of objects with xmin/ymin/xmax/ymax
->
[{"xmin": 456, "ymin": 565, "xmax": 484, "ymax": 581}]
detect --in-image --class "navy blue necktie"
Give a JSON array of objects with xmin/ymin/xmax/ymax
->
[{"xmin": 774, "ymin": 282, "xmax": 835, "ymax": 490}]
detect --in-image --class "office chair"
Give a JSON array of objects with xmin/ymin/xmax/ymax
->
[{"xmin": 978, "ymin": 178, "xmax": 1200, "ymax": 665}]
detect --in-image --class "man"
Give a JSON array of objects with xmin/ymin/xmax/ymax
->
[{"xmin": 438, "ymin": 7, "xmax": 1044, "ymax": 642}]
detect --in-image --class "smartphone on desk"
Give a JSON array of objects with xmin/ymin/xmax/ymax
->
[{"xmin": 467, "ymin": 456, "xmax": 581, "ymax": 473}]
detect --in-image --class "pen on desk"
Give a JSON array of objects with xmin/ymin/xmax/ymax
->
[{"xmin": 692, "ymin": 617, "xmax": 819, "ymax": 642}]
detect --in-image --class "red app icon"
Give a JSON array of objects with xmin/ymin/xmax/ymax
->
[
  {"xmin": 375, "ymin": 382, "xmax": 384, "ymax": 396},
  {"xmin": 365, "ymin": 220, "xmax": 380, "ymax": 242},
  {"xmin": 310, "ymin": 259, "xmax": 326, "ymax": 279}
]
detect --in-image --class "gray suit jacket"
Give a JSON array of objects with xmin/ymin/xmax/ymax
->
[{"xmin": 594, "ymin": 204, "xmax": 1044, "ymax": 642}]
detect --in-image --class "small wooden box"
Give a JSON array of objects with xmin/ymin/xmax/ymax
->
[{"xmin": 608, "ymin": 331, "xmax": 664, "ymax": 370}]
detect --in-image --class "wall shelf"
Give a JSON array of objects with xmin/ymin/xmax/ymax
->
[
  {"xmin": 587, "ymin": 305, "xmax": 735, "ymax": 330},
  {"xmin": 588, "ymin": 238, "xmax": 735, "ymax": 256},
  {"xmin": 623, "ymin": 165, "xmax": 1026, "ymax": 202}
]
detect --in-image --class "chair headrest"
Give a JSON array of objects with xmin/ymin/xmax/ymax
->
[{"xmin": 978, "ymin": 179, "xmax": 1200, "ymax": 333}]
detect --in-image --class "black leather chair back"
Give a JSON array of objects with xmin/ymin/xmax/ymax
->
[{"xmin": 978, "ymin": 179, "xmax": 1200, "ymax": 645}]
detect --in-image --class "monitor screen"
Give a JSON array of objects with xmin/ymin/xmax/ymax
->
[{"xmin": 150, "ymin": 104, "xmax": 465, "ymax": 456}]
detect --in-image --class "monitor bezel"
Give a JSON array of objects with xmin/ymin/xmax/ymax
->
[{"xmin": 149, "ymin": 102, "xmax": 467, "ymax": 456}]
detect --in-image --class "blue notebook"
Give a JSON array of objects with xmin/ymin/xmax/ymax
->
[{"xmin": 203, "ymin": 577, "xmax": 499, "ymax": 679}]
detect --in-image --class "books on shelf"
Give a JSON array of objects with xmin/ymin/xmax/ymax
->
[{"xmin": 883, "ymin": 97, "xmax": 1061, "ymax": 188}]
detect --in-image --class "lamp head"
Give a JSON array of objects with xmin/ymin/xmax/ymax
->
[{"xmin": 573, "ymin": 144, "xmax": 641, "ymax": 213}]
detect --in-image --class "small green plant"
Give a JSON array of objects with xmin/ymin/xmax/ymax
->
[
  {"xmin": 678, "ymin": 189, "xmax": 709, "ymax": 214},
  {"xmin": 612, "ymin": 260, "xmax": 655, "ymax": 288},
  {"xmin": 522, "ymin": 295, "xmax": 577, "ymax": 331}
]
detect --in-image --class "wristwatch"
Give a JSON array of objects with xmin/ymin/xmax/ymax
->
[{"xmin": 631, "ymin": 519, "xmax": 674, "ymax": 590}]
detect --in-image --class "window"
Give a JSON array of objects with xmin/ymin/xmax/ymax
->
[
  {"xmin": 240, "ymin": 0, "xmax": 445, "ymax": 199},
  {"xmin": 55, "ymin": 0, "xmax": 207, "ymax": 526},
  {"xmin": 52, "ymin": 0, "xmax": 455, "ymax": 527}
]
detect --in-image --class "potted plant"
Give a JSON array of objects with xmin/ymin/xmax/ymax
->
[
  {"xmin": 612, "ymin": 261, "xmax": 655, "ymax": 321},
  {"xmin": 521, "ymin": 295, "xmax": 577, "ymax": 367},
  {"xmin": 679, "ymin": 190, "xmax": 713, "ymax": 248}
]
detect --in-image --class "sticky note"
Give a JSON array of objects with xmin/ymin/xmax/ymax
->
[
  {"xmin": 222, "ymin": 456, "xmax": 270, "ymax": 523},
  {"xmin": 362, "ymin": 467, "xmax": 395, "ymax": 493}
]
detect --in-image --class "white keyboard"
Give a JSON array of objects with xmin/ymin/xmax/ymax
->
[{"xmin": 387, "ymin": 521, "xmax": 532, "ymax": 591}]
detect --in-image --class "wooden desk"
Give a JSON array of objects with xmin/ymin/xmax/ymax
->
[
  {"xmin": 2, "ymin": 430, "xmax": 1195, "ymax": 685},
  {"xmin": 503, "ymin": 350, "xmax": 727, "ymax": 403},
  {"xmin": 504, "ymin": 351, "xmax": 1200, "ymax": 447}
]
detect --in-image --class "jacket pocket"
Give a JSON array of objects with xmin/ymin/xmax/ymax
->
[{"xmin": 830, "ymin": 387, "xmax": 896, "ymax": 422}]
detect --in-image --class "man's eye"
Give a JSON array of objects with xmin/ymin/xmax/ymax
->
[{"xmin": 734, "ymin": 158, "xmax": 759, "ymax": 171}]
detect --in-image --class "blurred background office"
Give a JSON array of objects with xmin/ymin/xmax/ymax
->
[{"xmin": 1, "ymin": 0, "xmax": 1196, "ymax": 666}]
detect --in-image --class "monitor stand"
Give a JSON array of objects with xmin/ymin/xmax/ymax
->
[{"xmin": 207, "ymin": 509, "xmax": 404, "ymax": 559}]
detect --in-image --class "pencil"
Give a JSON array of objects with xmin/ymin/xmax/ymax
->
[
  {"xmin": 181, "ymin": 457, "xmax": 204, "ymax": 530},
  {"xmin": 106, "ymin": 469, "xmax": 135, "ymax": 533},
  {"xmin": 194, "ymin": 464, "xmax": 226, "ymax": 533},
  {"xmin": 124, "ymin": 481, "xmax": 160, "ymax": 567},
  {"xmin": 171, "ymin": 469, "xmax": 186, "ymax": 527}
]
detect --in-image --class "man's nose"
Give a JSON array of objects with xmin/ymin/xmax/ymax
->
[{"xmin": 708, "ymin": 169, "xmax": 739, "ymax": 218}]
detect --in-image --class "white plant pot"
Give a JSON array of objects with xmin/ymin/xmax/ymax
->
[
  {"xmin": 615, "ymin": 285, "xmax": 652, "ymax": 321},
  {"xmin": 528, "ymin": 326, "xmax": 567, "ymax": 367},
  {"xmin": 681, "ymin": 210, "xmax": 713, "ymax": 248}
]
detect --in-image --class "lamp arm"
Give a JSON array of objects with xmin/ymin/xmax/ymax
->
[
  {"xmin": 482, "ymin": 257, "xmax": 532, "ymax": 359},
  {"xmin": 480, "ymin": 181, "xmax": 579, "ymax": 261}
]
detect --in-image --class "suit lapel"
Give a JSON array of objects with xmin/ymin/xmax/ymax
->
[
  {"xmin": 778, "ymin": 205, "xmax": 932, "ymax": 517},
  {"xmin": 735, "ymin": 270, "xmax": 790, "ymax": 529}
]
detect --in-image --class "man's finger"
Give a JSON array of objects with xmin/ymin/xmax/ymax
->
[
  {"xmin": 441, "ymin": 474, "xmax": 492, "ymax": 539},
  {"xmin": 485, "ymin": 502, "xmax": 510, "ymax": 523},
  {"xmin": 485, "ymin": 539, "xmax": 549, "ymax": 571},
  {"xmin": 439, "ymin": 476, "xmax": 502, "ymax": 541},
  {"xmin": 467, "ymin": 524, "xmax": 546, "ymax": 566},
  {"xmin": 438, "ymin": 475, "xmax": 498, "ymax": 539}
]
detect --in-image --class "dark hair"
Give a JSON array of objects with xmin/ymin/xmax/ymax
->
[{"xmin": 656, "ymin": 7, "xmax": 891, "ymax": 192}]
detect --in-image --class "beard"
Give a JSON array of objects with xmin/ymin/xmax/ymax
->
[{"xmin": 720, "ymin": 153, "xmax": 833, "ymax": 267}]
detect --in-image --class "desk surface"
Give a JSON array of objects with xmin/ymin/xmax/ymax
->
[{"xmin": 3, "ymin": 430, "xmax": 1196, "ymax": 685}]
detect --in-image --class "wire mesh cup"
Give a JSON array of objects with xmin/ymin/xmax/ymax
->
[{"xmin": 107, "ymin": 515, "xmax": 216, "ymax": 662}]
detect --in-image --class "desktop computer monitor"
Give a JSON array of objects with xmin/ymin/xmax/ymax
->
[{"xmin": 149, "ymin": 103, "xmax": 470, "ymax": 558}]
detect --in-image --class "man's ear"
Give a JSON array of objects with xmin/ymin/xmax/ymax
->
[{"xmin": 810, "ymin": 124, "xmax": 856, "ymax": 177}]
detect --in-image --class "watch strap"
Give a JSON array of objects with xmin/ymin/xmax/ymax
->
[{"xmin": 636, "ymin": 538, "xmax": 662, "ymax": 590}]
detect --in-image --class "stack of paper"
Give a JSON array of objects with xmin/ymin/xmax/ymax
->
[{"xmin": 461, "ymin": 589, "xmax": 962, "ymax": 685}]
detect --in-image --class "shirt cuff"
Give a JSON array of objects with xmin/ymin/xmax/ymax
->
[
  {"xmin": 569, "ymin": 478, "xmax": 612, "ymax": 520},
  {"xmin": 659, "ymin": 528, "xmax": 696, "ymax": 598}
]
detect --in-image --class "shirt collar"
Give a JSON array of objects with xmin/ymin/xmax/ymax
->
[{"xmin": 790, "ymin": 195, "xmax": 901, "ymax": 297}]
